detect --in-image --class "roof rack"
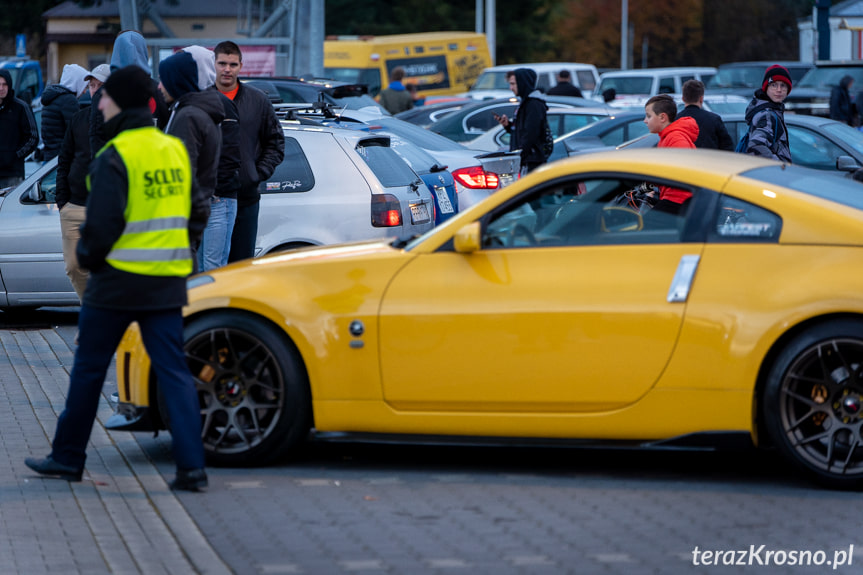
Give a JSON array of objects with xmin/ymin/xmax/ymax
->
[{"xmin": 273, "ymin": 102, "xmax": 367, "ymax": 127}]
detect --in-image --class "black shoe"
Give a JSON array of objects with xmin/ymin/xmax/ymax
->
[
  {"xmin": 25, "ymin": 456, "xmax": 83, "ymax": 482},
  {"xmin": 170, "ymin": 468, "xmax": 208, "ymax": 492}
]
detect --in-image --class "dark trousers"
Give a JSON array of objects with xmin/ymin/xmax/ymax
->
[
  {"xmin": 50, "ymin": 305, "xmax": 205, "ymax": 471},
  {"xmin": 228, "ymin": 201, "xmax": 259, "ymax": 263}
]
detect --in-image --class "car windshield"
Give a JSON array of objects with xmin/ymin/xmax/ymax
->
[
  {"xmin": 822, "ymin": 122, "xmax": 863, "ymax": 156},
  {"xmin": 707, "ymin": 66, "xmax": 763, "ymax": 89},
  {"xmin": 743, "ymin": 165, "xmax": 863, "ymax": 210},
  {"xmin": 797, "ymin": 67, "xmax": 863, "ymax": 90},
  {"xmin": 597, "ymin": 76, "xmax": 653, "ymax": 95},
  {"xmin": 471, "ymin": 71, "xmax": 509, "ymax": 91},
  {"xmin": 375, "ymin": 117, "xmax": 468, "ymax": 151}
]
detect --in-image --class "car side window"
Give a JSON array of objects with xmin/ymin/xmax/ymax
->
[
  {"xmin": 41, "ymin": 168, "xmax": 57, "ymax": 203},
  {"xmin": 788, "ymin": 126, "xmax": 847, "ymax": 170},
  {"xmin": 575, "ymin": 70, "xmax": 596, "ymax": 91},
  {"xmin": 482, "ymin": 176, "xmax": 695, "ymax": 249},
  {"xmin": 625, "ymin": 120, "xmax": 649, "ymax": 140},
  {"xmin": 259, "ymin": 137, "xmax": 315, "ymax": 194},
  {"xmin": 711, "ymin": 195, "xmax": 782, "ymax": 242},
  {"xmin": 658, "ymin": 76, "xmax": 675, "ymax": 94},
  {"xmin": 466, "ymin": 105, "xmax": 515, "ymax": 134}
]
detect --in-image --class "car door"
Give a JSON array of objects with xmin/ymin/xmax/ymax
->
[
  {"xmin": 378, "ymin": 174, "xmax": 707, "ymax": 413},
  {"xmin": 0, "ymin": 160, "xmax": 75, "ymax": 306}
]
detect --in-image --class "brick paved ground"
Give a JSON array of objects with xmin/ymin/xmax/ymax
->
[{"xmin": 3, "ymin": 320, "xmax": 863, "ymax": 575}]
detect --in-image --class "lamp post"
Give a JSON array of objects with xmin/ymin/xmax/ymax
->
[{"xmin": 621, "ymin": 0, "xmax": 628, "ymax": 70}]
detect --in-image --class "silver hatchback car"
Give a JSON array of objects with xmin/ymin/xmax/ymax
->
[{"xmin": 0, "ymin": 126, "xmax": 435, "ymax": 311}]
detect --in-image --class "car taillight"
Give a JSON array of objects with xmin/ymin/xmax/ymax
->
[
  {"xmin": 371, "ymin": 193, "xmax": 402, "ymax": 227},
  {"xmin": 451, "ymin": 166, "xmax": 500, "ymax": 189}
]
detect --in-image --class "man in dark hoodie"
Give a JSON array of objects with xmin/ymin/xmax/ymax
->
[
  {"xmin": 158, "ymin": 47, "xmax": 225, "ymax": 267},
  {"xmin": 830, "ymin": 75, "xmax": 855, "ymax": 126},
  {"xmin": 90, "ymin": 30, "xmax": 171, "ymax": 157},
  {"xmin": 0, "ymin": 69, "xmax": 39, "ymax": 188},
  {"xmin": 494, "ymin": 68, "xmax": 548, "ymax": 173},
  {"xmin": 56, "ymin": 64, "xmax": 110, "ymax": 302},
  {"xmin": 40, "ymin": 64, "xmax": 88, "ymax": 162},
  {"xmin": 25, "ymin": 65, "xmax": 209, "ymax": 492}
]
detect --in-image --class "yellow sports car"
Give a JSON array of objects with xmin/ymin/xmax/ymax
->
[{"xmin": 109, "ymin": 148, "xmax": 863, "ymax": 489}]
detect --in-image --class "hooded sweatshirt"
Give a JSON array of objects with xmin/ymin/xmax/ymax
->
[
  {"xmin": 40, "ymin": 64, "xmax": 89, "ymax": 161},
  {"xmin": 657, "ymin": 116, "xmax": 699, "ymax": 204},
  {"xmin": 0, "ymin": 69, "xmax": 39, "ymax": 179},
  {"xmin": 508, "ymin": 68, "xmax": 549, "ymax": 168},
  {"xmin": 744, "ymin": 90, "xmax": 791, "ymax": 164},
  {"xmin": 830, "ymin": 75, "xmax": 854, "ymax": 125},
  {"xmin": 90, "ymin": 31, "xmax": 170, "ymax": 155},
  {"xmin": 159, "ymin": 48, "xmax": 225, "ymax": 241}
]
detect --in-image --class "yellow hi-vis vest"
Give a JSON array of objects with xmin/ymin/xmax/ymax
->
[{"xmin": 100, "ymin": 127, "xmax": 193, "ymax": 277}]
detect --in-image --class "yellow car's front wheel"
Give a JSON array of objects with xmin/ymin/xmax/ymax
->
[{"xmin": 158, "ymin": 311, "xmax": 312, "ymax": 466}]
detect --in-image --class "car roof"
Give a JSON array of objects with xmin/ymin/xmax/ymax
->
[
  {"xmin": 600, "ymin": 67, "xmax": 717, "ymax": 77},
  {"xmin": 480, "ymin": 62, "xmax": 598, "ymax": 72}
]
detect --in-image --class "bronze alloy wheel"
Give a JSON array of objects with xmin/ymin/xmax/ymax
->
[
  {"xmin": 160, "ymin": 312, "xmax": 311, "ymax": 466},
  {"xmin": 766, "ymin": 320, "xmax": 863, "ymax": 489}
]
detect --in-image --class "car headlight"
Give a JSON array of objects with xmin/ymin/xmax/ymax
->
[{"xmin": 187, "ymin": 274, "xmax": 215, "ymax": 290}]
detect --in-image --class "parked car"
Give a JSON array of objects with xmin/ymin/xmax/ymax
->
[
  {"xmin": 387, "ymin": 134, "xmax": 458, "ymax": 225},
  {"xmin": 428, "ymin": 96, "xmax": 609, "ymax": 143},
  {"xmin": 0, "ymin": 123, "xmax": 437, "ymax": 311},
  {"xmin": 552, "ymin": 111, "xmax": 650, "ymax": 160},
  {"xmin": 784, "ymin": 61, "xmax": 863, "ymax": 117},
  {"xmin": 467, "ymin": 62, "xmax": 601, "ymax": 100},
  {"xmin": 241, "ymin": 76, "xmax": 387, "ymax": 114},
  {"xmin": 706, "ymin": 61, "xmax": 813, "ymax": 99},
  {"xmin": 464, "ymin": 107, "xmax": 612, "ymax": 153},
  {"xmin": 0, "ymin": 158, "xmax": 77, "ymax": 311},
  {"xmin": 301, "ymin": 107, "xmax": 521, "ymax": 212},
  {"xmin": 393, "ymin": 99, "xmax": 472, "ymax": 127},
  {"xmin": 110, "ymin": 147, "xmax": 863, "ymax": 490},
  {"xmin": 597, "ymin": 67, "xmax": 717, "ymax": 104}
]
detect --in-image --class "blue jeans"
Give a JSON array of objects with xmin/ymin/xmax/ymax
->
[
  {"xmin": 199, "ymin": 196, "xmax": 237, "ymax": 271},
  {"xmin": 50, "ymin": 305, "xmax": 205, "ymax": 472}
]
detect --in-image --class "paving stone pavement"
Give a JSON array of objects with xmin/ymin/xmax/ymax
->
[
  {"xmin": 0, "ymin": 324, "xmax": 230, "ymax": 575},
  {"xmin": 5, "ymin": 321, "xmax": 863, "ymax": 575}
]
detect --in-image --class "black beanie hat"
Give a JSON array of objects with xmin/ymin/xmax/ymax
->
[
  {"xmin": 103, "ymin": 65, "xmax": 154, "ymax": 110},
  {"xmin": 158, "ymin": 50, "xmax": 200, "ymax": 100},
  {"xmin": 762, "ymin": 64, "xmax": 792, "ymax": 93}
]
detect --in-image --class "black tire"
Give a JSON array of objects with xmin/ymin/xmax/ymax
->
[
  {"xmin": 159, "ymin": 311, "xmax": 312, "ymax": 466},
  {"xmin": 763, "ymin": 319, "xmax": 863, "ymax": 489}
]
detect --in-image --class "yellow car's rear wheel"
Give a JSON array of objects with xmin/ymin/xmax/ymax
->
[
  {"xmin": 765, "ymin": 319, "xmax": 863, "ymax": 489},
  {"xmin": 159, "ymin": 311, "xmax": 311, "ymax": 466}
]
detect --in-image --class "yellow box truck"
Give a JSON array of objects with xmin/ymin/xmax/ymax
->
[{"xmin": 324, "ymin": 32, "xmax": 491, "ymax": 99}]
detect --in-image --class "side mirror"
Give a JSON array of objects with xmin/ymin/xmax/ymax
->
[
  {"xmin": 601, "ymin": 206, "xmax": 643, "ymax": 233},
  {"xmin": 836, "ymin": 155, "xmax": 860, "ymax": 173},
  {"xmin": 453, "ymin": 222, "xmax": 481, "ymax": 253}
]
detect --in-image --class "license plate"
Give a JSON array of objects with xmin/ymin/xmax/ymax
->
[
  {"xmin": 410, "ymin": 202, "xmax": 430, "ymax": 224},
  {"xmin": 499, "ymin": 173, "xmax": 514, "ymax": 187},
  {"xmin": 434, "ymin": 187, "xmax": 454, "ymax": 214}
]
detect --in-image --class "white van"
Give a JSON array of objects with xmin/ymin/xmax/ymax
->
[
  {"xmin": 466, "ymin": 62, "xmax": 601, "ymax": 100},
  {"xmin": 595, "ymin": 67, "xmax": 717, "ymax": 107}
]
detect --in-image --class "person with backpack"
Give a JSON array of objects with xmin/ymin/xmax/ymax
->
[
  {"xmin": 494, "ymin": 68, "xmax": 550, "ymax": 174},
  {"xmin": 743, "ymin": 64, "xmax": 792, "ymax": 163}
]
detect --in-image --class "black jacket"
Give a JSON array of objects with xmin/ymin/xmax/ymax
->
[
  {"xmin": 830, "ymin": 76, "xmax": 854, "ymax": 125},
  {"xmin": 210, "ymin": 87, "xmax": 241, "ymax": 199},
  {"xmin": 546, "ymin": 81, "xmax": 583, "ymax": 98},
  {"xmin": 56, "ymin": 104, "xmax": 91, "ymax": 209},
  {"xmin": 40, "ymin": 85, "xmax": 80, "ymax": 161},
  {"xmin": 89, "ymin": 79, "xmax": 170, "ymax": 158},
  {"xmin": 78, "ymin": 107, "xmax": 206, "ymax": 311},
  {"xmin": 165, "ymin": 89, "xmax": 225, "ymax": 240},
  {"xmin": 229, "ymin": 83, "xmax": 285, "ymax": 207},
  {"xmin": 0, "ymin": 69, "xmax": 39, "ymax": 179},
  {"xmin": 676, "ymin": 104, "xmax": 734, "ymax": 151}
]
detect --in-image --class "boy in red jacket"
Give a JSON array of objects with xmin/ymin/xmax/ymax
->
[{"xmin": 644, "ymin": 94, "xmax": 699, "ymax": 213}]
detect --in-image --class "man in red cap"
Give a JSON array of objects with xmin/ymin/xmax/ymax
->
[{"xmin": 743, "ymin": 64, "xmax": 792, "ymax": 163}]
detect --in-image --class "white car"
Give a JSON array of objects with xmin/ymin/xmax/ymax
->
[{"xmin": 467, "ymin": 62, "xmax": 601, "ymax": 100}]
